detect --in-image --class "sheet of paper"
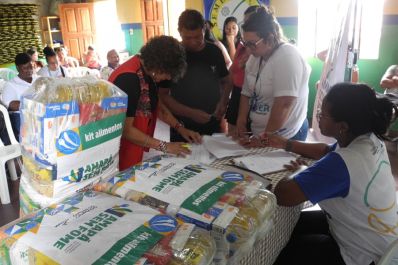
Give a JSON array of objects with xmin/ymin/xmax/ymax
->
[
  {"xmin": 185, "ymin": 143, "xmax": 216, "ymax": 164},
  {"xmin": 202, "ymin": 134, "xmax": 250, "ymax": 159},
  {"xmin": 233, "ymin": 150, "xmax": 297, "ymax": 174}
]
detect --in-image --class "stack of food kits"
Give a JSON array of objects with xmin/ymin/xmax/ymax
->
[
  {"xmin": 0, "ymin": 4, "xmax": 43, "ymax": 65},
  {"xmin": 19, "ymin": 76, "xmax": 127, "ymax": 215},
  {"xmin": 0, "ymin": 191, "xmax": 216, "ymax": 265},
  {"xmin": 94, "ymin": 156, "xmax": 277, "ymax": 264}
]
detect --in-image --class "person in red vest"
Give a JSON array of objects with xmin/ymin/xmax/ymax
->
[{"xmin": 109, "ymin": 35, "xmax": 202, "ymax": 170}]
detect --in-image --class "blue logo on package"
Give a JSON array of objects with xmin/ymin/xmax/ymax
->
[
  {"xmin": 56, "ymin": 130, "xmax": 81, "ymax": 154},
  {"xmin": 221, "ymin": 172, "xmax": 244, "ymax": 182},
  {"xmin": 149, "ymin": 215, "xmax": 178, "ymax": 233}
]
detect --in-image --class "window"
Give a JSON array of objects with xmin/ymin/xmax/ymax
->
[{"xmin": 298, "ymin": 0, "xmax": 384, "ymax": 59}]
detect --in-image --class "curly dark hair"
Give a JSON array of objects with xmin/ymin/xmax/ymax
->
[{"xmin": 140, "ymin": 35, "xmax": 186, "ymax": 82}]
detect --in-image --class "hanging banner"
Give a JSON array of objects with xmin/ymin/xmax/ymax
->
[
  {"xmin": 204, "ymin": 0, "xmax": 269, "ymax": 40},
  {"xmin": 311, "ymin": 0, "xmax": 355, "ymax": 143}
]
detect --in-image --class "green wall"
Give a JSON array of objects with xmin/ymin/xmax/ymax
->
[{"xmin": 121, "ymin": 23, "xmax": 144, "ymax": 56}]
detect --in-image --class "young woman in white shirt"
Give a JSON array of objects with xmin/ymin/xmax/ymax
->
[{"xmin": 37, "ymin": 47, "xmax": 69, "ymax": 78}]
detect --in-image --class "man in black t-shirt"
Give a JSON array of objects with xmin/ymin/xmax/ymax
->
[{"xmin": 159, "ymin": 9, "xmax": 233, "ymax": 142}]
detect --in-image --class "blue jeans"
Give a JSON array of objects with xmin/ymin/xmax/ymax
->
[{"xmin": 290, "ymin": 118, "xmax": 308, "ymax": 141}]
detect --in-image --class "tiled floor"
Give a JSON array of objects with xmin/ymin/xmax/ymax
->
[{"xmin": 1, "ymin": 140, "xmax": 397, "ymax": 227}]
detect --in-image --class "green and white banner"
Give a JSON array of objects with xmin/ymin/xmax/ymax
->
[
  {"xmin": 7, "ymin": 192, "xmax": 163, "ymax": 265},
  {"xmin": 115, "ymin": 158, "xmax": 238, "ymax": 215}
]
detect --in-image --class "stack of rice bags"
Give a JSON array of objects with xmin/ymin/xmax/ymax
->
[
  {"xmin": 19, "ymin": 76, "xmax": 127, "ymax": 215},
  {"xmin": 94, "ymin": 156, "xmax": 277, "ymax": 264},
  {"xmin": 0, "ymin": 191, "xmax": 216, "ymax": 265}
]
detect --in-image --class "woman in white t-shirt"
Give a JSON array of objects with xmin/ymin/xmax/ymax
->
[
  {"xmin": 37, "ymin": 47, "xmax": 69, "ymax": 78},
  {"xmin": 236, "ymin": 6, "xmax": 310, "ymax": 141},
  {"xmin": 263, "ymin": 83, "xmax": 398, "ymax": 265}
]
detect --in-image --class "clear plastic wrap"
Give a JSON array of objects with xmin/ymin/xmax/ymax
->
[
  {"xmin": 19, "ymin": 76, "xmax": 127, "ymax": 198},
  {"xmin": 0, "ymin": 191, "xmax": 216, "ymax": 265},
  {"xmin": 94, "ymin": 156, "xmax": 277, "ymax": 264}
]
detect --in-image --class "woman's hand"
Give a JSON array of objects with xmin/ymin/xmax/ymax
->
[
  {"xmin": 166, "ymin": 142, "xmax": 191, "ymax": 157},
  {"xmin": 261, "ymin": 132, "xmax": 287, "ymax": 149},
  {"xmin": 178, "ymin": 127, "xmax": 202, "ymax": 144},
  {"xmin": 239, "ymin": 135, "xmax": 262, "ymax": 148},
  {"xmin": 226, "ymin": 34, "xmax": 235, "ymax": 44},
  {"xmin": 284, "ymin": 159, "xmax": 308, "ymax": 171}
]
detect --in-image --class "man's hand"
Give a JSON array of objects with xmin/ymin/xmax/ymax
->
[
  {"xmin": 213, "ymin": 100, "xmax": 228, "ymax": 120},
  {"xmin": 190, "ymin": 109, "xmax": 211, "ymax": 124},
  {"xmin": 178, "ymin": 127, "xmax": 202, "ymax": 143}
]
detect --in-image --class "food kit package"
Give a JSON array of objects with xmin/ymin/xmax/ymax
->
[
  {"xmin": 18, "ymin": 173, "xmax": 98, "ymax": 217},
  {"xmin": 19, "ymin": 76, "xmax": 127, "ymax": 198},
  {"xmin": 94, "ymin": 156, "xmax": 277, "ymax": 264},
  {"xmin": 0, "ymin": 191, "xmax": 216, "ymax": 265}
]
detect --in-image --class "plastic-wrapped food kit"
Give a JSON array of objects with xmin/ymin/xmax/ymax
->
[
  {"xmin": 94, "ymin": 156, "xmax": 277, "ymax": 264},
  {"xmin": 0, "ymin": 191, "xmax": 216, "ymax": 265},
  {"xmin": 19, "ymin": 76, "xmax": 127, "ymax": 199}
]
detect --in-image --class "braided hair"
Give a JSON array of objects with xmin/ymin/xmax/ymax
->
[{"xmin": 325, "ymin": 83, "xmax": 398, "ymax": 140}]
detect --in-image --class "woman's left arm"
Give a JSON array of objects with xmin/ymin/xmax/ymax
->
[
  {"xmin": 265, "ymin": 96, "xmax": 296, "ymax": 132},
  {"xmin": 158, "ymin": 100, "xmax": 202, "ymax": 143},
  {"xmin": 274, "ymin": 176, "xmax": 308, "ymax": 206}
]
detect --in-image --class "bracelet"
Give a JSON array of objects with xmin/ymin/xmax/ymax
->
[
  {"xmin": 285, "ymin": 139, "xmax": 293, "ymax": 152},
  {"xmin": 157, "ymin": 141, "xmax": 168, "ymax": 154},
  {"xmin": 174, "ymin": 122, "xmax": 184, "ymax": 131}
]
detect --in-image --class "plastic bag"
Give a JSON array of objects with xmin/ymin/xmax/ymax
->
[{"xmin": 20, "ymin": 76, "xmax": 127, "ymax": 198}]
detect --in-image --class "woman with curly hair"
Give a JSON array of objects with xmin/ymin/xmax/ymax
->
[{"xmin": 109, "ymin": 35, "xmax": 201, "ymax": 170}]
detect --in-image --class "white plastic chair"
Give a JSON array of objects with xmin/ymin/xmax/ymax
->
[
  {"xmin": 69, "ymin": 66, "xmax": 100, "ymax": 78},
  {"xmin": 0, "ymin": 104, "xmax": 21, "ymax": 204},
  {"xmin": 378, "ymin": 239, "xmax": 398, "ymax": 265},
  {"xmin": 0, "ymin": 68, "xmax": 17, "ymax": 81}
]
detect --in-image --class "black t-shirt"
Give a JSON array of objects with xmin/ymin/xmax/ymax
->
[
  {"xmin": 163, "ymin": 42, "xmax": 229, "ymax": 121},
  {"xmin": 113, "ymin": 72, "xmax": 158, "ymax": 117}
]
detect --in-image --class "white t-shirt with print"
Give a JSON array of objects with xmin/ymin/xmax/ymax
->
[
  {"xmin": 1, "ymin": 75, "xmax": 36, "ymax": 108},
  {"xmin": 296, "ymin": 133, "xmax": 398, "ymax": 265},
  {"xmin": 241, "ymin": 43, "xmax": 311, "ymax": 138},
  {"xmin": 323, "ymin": 134, "xmax": 398, "ymax": 265}
]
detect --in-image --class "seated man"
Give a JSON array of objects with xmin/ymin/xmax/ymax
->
[
  {"xmin": 380, "ymin": 65, "xmax": 398, "ymax": 93},
  {"xmin": 159, "ymin": 9, "xmax": 232, "ymax": 141},
  {"xmin": 380, "ymin": 64, "xmax": 398, "ymax": 150},
  {"xmin": 2, "ymin": 53, "xmax": 36, "ymax": 141},
  {"xmin": 100, "ymin": 49, "xmax": 120, "ymax": 80}
]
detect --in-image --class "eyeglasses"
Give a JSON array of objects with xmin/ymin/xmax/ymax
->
[
  {"xmin": 316, "ymin": 110, "xmax": 334, "ymax": 122},
  {"xmin": 242, "ymin": 38, "xmax": 263, "ymax": 49}
]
